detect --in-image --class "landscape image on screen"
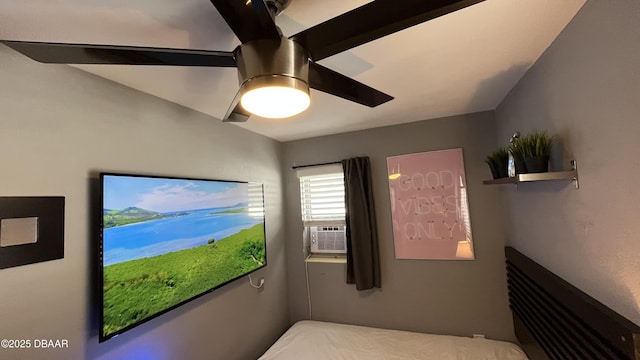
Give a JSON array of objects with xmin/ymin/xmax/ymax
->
[{"xmin": 100, "ymin": 174, "xmax": 266, "ymax": 340}]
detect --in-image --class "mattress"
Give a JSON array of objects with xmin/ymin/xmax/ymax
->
[{"xmin": 259, "ymin": 320, "xmax": 528, "ymax": 360}]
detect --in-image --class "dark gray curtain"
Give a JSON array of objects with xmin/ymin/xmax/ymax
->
[{"xmin": 342, "ymin": 157, "xmax": 381, "ymax": 290}]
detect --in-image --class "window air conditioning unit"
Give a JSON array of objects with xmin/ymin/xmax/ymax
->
[{"xmin": 310, "ymin": 226, "xmax": 347, "ymax": 254}]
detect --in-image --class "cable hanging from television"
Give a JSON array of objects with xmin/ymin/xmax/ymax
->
[{"xmin": 249, "ymin": 274, "xmax": 265, "ymax": 289}]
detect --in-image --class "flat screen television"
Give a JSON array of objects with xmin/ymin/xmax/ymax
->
[{"xmin": 98, "ymin": 173, "xmax": 266, "ymax": 342}]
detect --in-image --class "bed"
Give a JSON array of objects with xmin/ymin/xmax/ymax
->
[
  {"xmin": 260, "ymin": 247, "xmax": 640, "ymax": 360},
  {"xmin": 258, "ymin": 320, "xmax": 528, "ymax": 360}
]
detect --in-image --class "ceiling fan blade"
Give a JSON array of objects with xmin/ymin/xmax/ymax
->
[
  {"xmin": 308, "ymin": 62, "xmax": 393, "ymax": 107},
  {"xmin": 222, "ymin": 88, "xmax": 251, "ymax": 122},
  {"xmin": 209, "ymin": 0, "xmax": 280, "ymax": 43},
  {"xmin": 1, "ymin": 40, "xmax": 237, "ymax": 66},
  {"xmin": 291, "ymin": 0, "xmax": 484, "ymax": 61}
]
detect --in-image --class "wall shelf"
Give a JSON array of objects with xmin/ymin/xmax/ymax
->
[{"xmin": 483, "ymin": 160, "xmax": 579, "ymax": 189}]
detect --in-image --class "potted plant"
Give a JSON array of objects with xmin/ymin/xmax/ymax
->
[
  {"xmin": 485, "ymin": 147, "xmax": 509, "ymax": 179},
  {"xmin": 520, "ymin": 131, "xmax": 556, "ymax": 173}
]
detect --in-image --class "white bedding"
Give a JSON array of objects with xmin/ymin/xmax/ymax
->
[{"xmin": 259, "ymin": 320, "xmax": 528, "ymax": 360}]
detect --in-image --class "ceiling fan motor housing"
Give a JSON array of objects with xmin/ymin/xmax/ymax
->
[{"xmin": 235, "ymin": 37, "xmax": 310, "ymax": 99}]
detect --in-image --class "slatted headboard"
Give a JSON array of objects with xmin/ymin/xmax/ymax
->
[{"xmin": 505, "ymin": 246, "xmax": 640, "ymax": 360}]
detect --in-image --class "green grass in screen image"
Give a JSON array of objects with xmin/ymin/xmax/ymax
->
[{"xmin": 102, "ymin": 223, "xmax": 265, "ymax": 337}]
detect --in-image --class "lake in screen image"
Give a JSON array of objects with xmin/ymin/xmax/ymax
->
[{"xmin": 101, "ymin": 175, "xmax": 266, "ymax": 338}]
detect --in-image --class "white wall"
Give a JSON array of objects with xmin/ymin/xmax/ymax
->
[
  {"xmin": 0, "ymin": 45, "xmax": 289, "ymax": 360},
  {"xmin": 496, "ymin": 0, "xmax": 640, "ymax": 325}
]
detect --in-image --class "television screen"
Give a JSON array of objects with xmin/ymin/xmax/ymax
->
[{"xmin": 98, "ymin": 173, "xmax": 266, "ymax": 342}]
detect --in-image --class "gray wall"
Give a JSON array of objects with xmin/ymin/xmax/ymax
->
[
  {"xmin": 496, "ymin": 0, "xmax": 640, "ymax": 325},
  {"xmin": 0, "ymin": 46, "xmax": 289, "ymax": 360},
  {"xmin": 282, "ymin": 111, "xmax": 517, "ymax": 341}
]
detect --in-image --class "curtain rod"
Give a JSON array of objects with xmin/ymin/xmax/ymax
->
[{"xmin": 291, "ymin": 161, "xmax": 341, "ymax": 170}]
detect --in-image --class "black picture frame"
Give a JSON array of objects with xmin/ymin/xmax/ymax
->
[{"xmin": 0, "ymin": 197, "xmax": 65, "ymax": 269}]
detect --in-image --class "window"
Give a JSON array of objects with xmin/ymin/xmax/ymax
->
[{"xmin": 297, "ymin": 164, "xmax": 347, "ymax": 255}]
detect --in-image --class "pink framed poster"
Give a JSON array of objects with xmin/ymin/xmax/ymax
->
[{"xmin": 387, "ymin": 148, "xmax": 474, "ymax": 260}]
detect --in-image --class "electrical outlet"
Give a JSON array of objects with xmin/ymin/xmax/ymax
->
[{"xmin": 472, "ymin": 334, "xmax": 485, "ymax": 339}]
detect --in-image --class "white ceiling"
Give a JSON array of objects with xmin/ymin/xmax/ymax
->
[{"xmin": 0, "ymin": 0, "xmax": 585, "ymax": 141}]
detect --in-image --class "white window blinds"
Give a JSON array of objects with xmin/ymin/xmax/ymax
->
[
  {"xmin": 297, "ymin": 164, "xmax": 346, "ymax": 226},
  {"xmin": 247, "ymin": 182, "xmax": 265, "ymax": 218}
]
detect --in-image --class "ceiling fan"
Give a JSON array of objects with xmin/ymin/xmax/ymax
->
[{"xmin": 1, "ymin": 0, "xmax": 484, "ymax": 122}]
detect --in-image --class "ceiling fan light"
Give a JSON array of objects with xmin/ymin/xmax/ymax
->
[
  {"xmin": 236, "ymin": 38, "xmax": 310, "ymax": 119},
  {"xmin": 241, "ymin": 86, "xmax": 310, "ymax": 119},
  {"xmin": 240, "ymin": 76, "xmax": 310, "ymax": 119}
]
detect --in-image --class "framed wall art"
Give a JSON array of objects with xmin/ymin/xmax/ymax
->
[
  {"xmin": 0, "ymin": 196, "xmax": 65, "ymax": 269},
  {"xmin": 387, "ymin": 148, "xmax": 474, "ymax": 260}
]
